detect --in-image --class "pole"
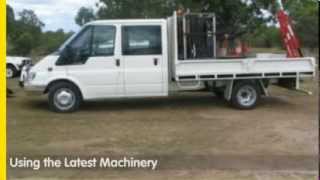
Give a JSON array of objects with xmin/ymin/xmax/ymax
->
[{"xmin": 277, "ymin": 0, "xmax": 284, "ymax": 10}]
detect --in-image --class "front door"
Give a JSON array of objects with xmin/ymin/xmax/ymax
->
[
  {"xmin": 57, "ymin": 25, "xmax": 123, "ymax": 99},
  {"xmin": 121, "ymin": 25, "xmax": 165, "ymax": 96}
]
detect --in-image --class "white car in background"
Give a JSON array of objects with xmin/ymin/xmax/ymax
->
[{"xmin": 6, "ymin": 56, "xmax": 32, "ymax": 78}]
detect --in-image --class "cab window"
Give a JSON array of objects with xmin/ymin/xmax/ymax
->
[
  {"xmin": 92, "ymin": 26, "xmax": 116, "ymax": 56},
  {"xmin": 122, "ymin": 26, "xmax": 162, "ymax": 55},
  {"xmin": 57, "ymin": 25, "xmax": 116, "ymax": 65}
]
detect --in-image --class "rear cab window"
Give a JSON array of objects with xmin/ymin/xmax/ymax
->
[{"xmin": 122, "ymin": 26, "xmax": 162, "ymax": 55}]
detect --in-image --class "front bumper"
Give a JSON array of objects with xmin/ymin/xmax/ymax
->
[
  {"xmin": 19, "ymin": 81, "xmax": 46, "ymax": 95},
  {"xmin": 19, "ymin": 65, "xmax": 45, "ymax": 95}
]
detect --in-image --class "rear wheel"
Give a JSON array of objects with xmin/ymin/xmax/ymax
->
[
  {"xmin": 231, "ymin": 81, "xmax": 260, "ymax": 109},
  {"xmin": 48, "ymin": 82, "xmax": 81, "ymax": 113},
  {"xmin": 7, "ymin": 64, "xmax": 18, "ymax": 78}
]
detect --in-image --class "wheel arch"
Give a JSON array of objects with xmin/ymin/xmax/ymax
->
[
  {"xmin": 6, "ymin": 63, "xmax": 19, "ymax": 70},
  {"xmin": 44, "ymin": 79, "xmax": 84, "ymax": 100}
]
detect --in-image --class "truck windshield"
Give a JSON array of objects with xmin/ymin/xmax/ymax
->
[{"xmin": 57, "ymin": 30, "xmax": 80, "ymax": 54}]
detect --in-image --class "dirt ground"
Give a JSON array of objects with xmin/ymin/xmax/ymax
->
[{"xmin": 6, "ymin": 77, "xmax": 319, "ymax": 180}]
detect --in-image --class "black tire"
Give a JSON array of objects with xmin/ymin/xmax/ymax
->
[
  {"xmin": 231, "ymin": 81, "xmax": 260, "ymax": 110},
  {"xmin": 48, "ymin": 82, "xmax": 82, "ymax": 113},
  {"xmin": 7, "ymin": 64, "xmax": 18, "ymax": 78}
]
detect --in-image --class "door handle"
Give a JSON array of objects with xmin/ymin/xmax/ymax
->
[
  {"xmin": 115, "ymin": 59, "xmax": 120, "ymax": 67},
  {"xmin": 153, "ymin": 58, "xmax": 158, "ymax": 66}
]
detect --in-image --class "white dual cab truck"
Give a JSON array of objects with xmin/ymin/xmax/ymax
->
[{"xmin": 20, "ymin": 12, "xmax": 316, "ymax": 112}]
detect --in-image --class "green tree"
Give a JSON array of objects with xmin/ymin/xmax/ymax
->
[
  {"xmin": 7, "ymin": 6, "xmax": 75, "ymax": 56},
  {"xmin": 37, "ymin": 29, "xmax": 73, "ymax": 54},
  {"xmin": 18, "ymin": 9, "xmax": 44, "ymax": 28},
  {"xmin": 14, "ymin": 32, "xmax": 33, "ymax": 55},
  {"xmin": 285, "ymin": 0, "xmax": 319, "ymax": 48},
  {"xmin": 95, "ymin": 0, "xmax": 274, "ymax": 39},
  {"xmin": 6, "ymin": 5, "xmax": 15, "ymax": 33},
  {"xmin": 9, "ymin": 9, "xmax": 45, "ymax": 55},
  {"xmin": 248, "ymin": 0, "xmax": 319, "ymax": 49},
  {"xmin": 246, "ymin": 25, "xmax": 282, "ymax": 48},
  {"xmin": 75, "ymin": 7, "xmax": 95, "ymax": 26},
  {"xmin": 6, "ymin": 5, "xmax": 16, "ymax": 52},
  {"xmin": 96, "ymin": 0, "xmax": 174, "ymax": 19},
  {"xmin": 250, "ymin": 0, "xmax": 319, "ymax": 49}
]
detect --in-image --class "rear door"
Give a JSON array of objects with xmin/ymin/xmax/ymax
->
[{"xmin": 121, "ymin": 24, "xmax": 165, "ymax": 96}]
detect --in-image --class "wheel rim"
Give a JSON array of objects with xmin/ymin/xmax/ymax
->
[
  {"xmin": 53, "ymin": 88, "xmax": 76, "ymax": 111},
  {"xmin": 7, "ymin": 67, "xmax": 13, "ymax": 78},
  {"xmin": 236, "ymin": 85, "xmax": 257, "ymax": 107}
]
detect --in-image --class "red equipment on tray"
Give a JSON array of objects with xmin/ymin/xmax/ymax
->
[{"xmin": 276, "ymin": 0, "xmax": 303, "ymax": 57}]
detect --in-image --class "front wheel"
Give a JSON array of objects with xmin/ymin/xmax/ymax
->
[
  {"xmin": 48, "ymin": 82, "xmax": 82, "ymax": 113},
  {"xmin": 7, "ymin": 64, "xmax": 18, "ymax": 78},
  {"xmin": 231, "ymin": 81, "xmax": 260, "ymax": 110}
]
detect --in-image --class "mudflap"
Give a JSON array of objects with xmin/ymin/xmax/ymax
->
[{"xmin": 277, "ymin": 77, "xmax": 312, "ymax": 95}]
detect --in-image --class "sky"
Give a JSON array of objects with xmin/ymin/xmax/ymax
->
[
  {"xmin": 7, "ymin": 0, "xmax": 276, "ymax": 32},
  {"xmin": 7, "ymin": 0, "xmax": 99, "ymax": 32}
]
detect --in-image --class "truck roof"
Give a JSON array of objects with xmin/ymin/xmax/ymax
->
[{"xmin": 87, "ymin": 19, "xmax": 167, "ymax": 26}]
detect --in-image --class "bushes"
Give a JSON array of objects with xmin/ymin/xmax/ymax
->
[
  {"xmin": 246, "ymin": 26, "xmax": 282, "ymax": 48},
  {"xmin": 6, "ymin": 5, "xmax": 72, "ymax": 56}
]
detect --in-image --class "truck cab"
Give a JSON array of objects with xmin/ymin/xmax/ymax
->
[{"xmin": 21, "ymin": 19, "xmax": 169, "ymax": 112}]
